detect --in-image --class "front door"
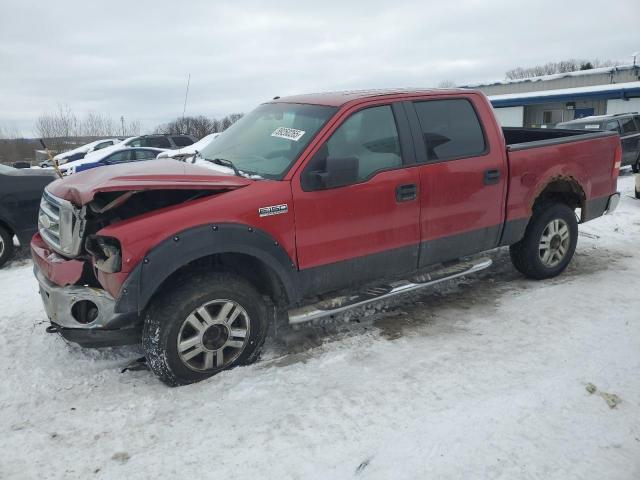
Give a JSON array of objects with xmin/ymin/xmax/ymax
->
[
  {"xmin": 291, "ymin": 103, "xmax": 421, "ymax": 295},
  {"xmin": 404, "ymin": 96, "xmax": 507, "ymax": 267}
]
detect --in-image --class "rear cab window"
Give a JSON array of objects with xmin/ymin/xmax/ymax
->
[{"xmin": 413, "ymin": 98, "xmax": 486, "ymax": 162}]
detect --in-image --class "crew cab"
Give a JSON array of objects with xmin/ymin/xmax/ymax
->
[{"xmin": 31, "ymin": 89, "xmax": 621, "ymax": 385}]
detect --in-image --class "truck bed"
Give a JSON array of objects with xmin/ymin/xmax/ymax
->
[
  {"xmin": 502, "ymin": 127, "xmax": 617, "ymax": 150},
  {"xmin": 502, "ymin": 127, "xmax": 620, "ymax": 227}
]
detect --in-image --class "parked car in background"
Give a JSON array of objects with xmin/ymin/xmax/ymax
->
[
  {"xmin": 0, "ymin": 164, "xmax": 56, "ymax": 267},
  {"xmin": 124, "ymin": 134, "xmax": 196, "ymax": 149},
  {"xmin": 557, "ymin": 113, "xmax": 640, "ymax": 172},
  {"xmin": 40, "ymin": 138, "xmax": 120, "ymax": 167},
  {"xmin": 12, "ymin": 161, "xmax": 32, "ymax": 169},
  {"xmin": 60, "ymin": 147, "xmax": 169, "ymax": 175},
  {"xmin": 156, "ymin": 133, "xmax": 220, "ymax": 161},
  {"xmin": 31, "ymin": 88, "xmax": 621, "ymax": 385}
]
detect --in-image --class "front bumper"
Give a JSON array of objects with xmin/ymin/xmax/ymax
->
[{"xmin": 32, "ymin": 241, "xmax": 140, "ymax": 348}]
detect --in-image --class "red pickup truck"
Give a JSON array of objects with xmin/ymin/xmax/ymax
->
[{"xmin": 31, "ymin": 89, "xmax": 621, "ymax": 385}]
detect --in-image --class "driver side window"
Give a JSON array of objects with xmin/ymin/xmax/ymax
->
[{"xmin": 302, "ymin": 105, "xmax": 402, "ymax": 190}]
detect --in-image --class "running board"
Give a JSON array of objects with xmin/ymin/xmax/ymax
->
[{"xmin": 287, "ymin": 257, "xmax": 492, "ymax": 325}]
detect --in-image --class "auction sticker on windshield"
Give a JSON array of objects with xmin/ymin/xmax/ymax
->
[{"xmin": 271, "ymin": 127, "xmax": 305, "ymax": 141}]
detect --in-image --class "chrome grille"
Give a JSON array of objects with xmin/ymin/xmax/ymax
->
[{"xmin": 38, "ymin": 190, "xmax": 85, "ymax": 257}]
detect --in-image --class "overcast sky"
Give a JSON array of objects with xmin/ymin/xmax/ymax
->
[{"xmin": 0, "ymin": 0, "xmax": 638, "ymax": 136}]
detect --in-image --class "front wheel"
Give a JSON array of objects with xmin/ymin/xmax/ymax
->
[
  {"xmin": 509, "ymin": 203, "xmax": 578, "ymax": 280},
  {"xmin": 632, "ymin": 160, "xmax": 639, "ymax": 174},
  {"xmin": 143, "ymin": 272, "xmax": 270, "ymax": 386}
]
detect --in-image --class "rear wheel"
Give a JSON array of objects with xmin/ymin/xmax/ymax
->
[
  {"xmin": 143, "ymin": 272, "xmax": 270, "ymax": 386},
  {"xmin": 635, "ymin": 185, "xmax": 640, "ymax": 200},
  {"xmin": 509, "ymin": 203, "xmax": 578, "ymax": 280},
  {"xmin": 0, "ymin": 226, "xmax": 14, "ymax": 268}
]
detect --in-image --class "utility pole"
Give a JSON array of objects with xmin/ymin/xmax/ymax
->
[{"xmin": 120, "ymin": 116, "xmax": 125, "ymax": 136}]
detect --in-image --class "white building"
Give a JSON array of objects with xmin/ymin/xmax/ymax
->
[{"xmin": 463, "ymin": 65, "xmax": 640, "ymax": 127}]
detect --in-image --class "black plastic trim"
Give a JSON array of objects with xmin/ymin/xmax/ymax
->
[
  {"xmin": 506, "ymin": 129, "xmax": 617, "ymax": 152},
  {"xmin": 583, "ymin": 195, "xmax": 610, "ymax": 222},
  {"xmin": 498, "ymin": 218, "xmax": 530, "ymax": 246},
  {"xmin": 115, "ymin": 223, "xmax": 300, "ymax": 314}
]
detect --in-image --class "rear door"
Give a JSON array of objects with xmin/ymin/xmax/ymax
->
[
  {"xmin": 291, "ymin": 102, "xmax": 421, "ymax": 295},
  {"xmin": 405, "ymin": 95, "xmax": 507, "ymax": 267}
]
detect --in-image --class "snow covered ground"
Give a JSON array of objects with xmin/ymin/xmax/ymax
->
[{"xmin": 1, "ymin": 173, "xmax": 639, "ymax": 480}]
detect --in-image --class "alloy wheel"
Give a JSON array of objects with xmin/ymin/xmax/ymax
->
[
  {"xmin": 177, "ymin": 299, "xmax": 250, "ymax": 372},
  {"xmin": 538, "ymin": 218, "xmax": 570, "ymax": 267}
]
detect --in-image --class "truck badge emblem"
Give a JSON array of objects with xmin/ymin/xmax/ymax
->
[{"xmin": 258, "ymin": 204, "xmax": 288, "ymax": 217}]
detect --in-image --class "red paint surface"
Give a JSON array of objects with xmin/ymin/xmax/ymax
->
[
  {"xmin": 30, "ymin": 233, "xmax": 84, "ymax": 286},
  {"xmin": 47, "ymin": 159, "xmax": 251, "ymax": 205}
]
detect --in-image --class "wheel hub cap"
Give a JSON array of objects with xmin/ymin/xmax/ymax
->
[
  {"xmin": 202, "ymin": 324, "xmax": 229, "ymax": 351},
  {"xmin": 539, "ymin": 219, "xmax": 570, "ymax": 267},
  {"xmin": 177, "ymin": 299, "xmax": 250, "ymax": 372}
]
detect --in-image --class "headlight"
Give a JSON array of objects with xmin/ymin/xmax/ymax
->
[{"xmin": 85, "ymin": 235, "xmax": 122, "ymax": 273}]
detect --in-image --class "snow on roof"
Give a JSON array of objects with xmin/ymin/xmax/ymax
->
[
  {"xmin": 489, "ymin": 81, "xmax": 640, "ymax": 107},
  {"xmin": 464, "ymin": 64, "xmax": 639, "ymax": 88}
]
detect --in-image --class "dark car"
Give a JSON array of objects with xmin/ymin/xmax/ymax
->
[
  {"xmin": 124, "ymin": 134, "xmax": 197, "ymax": 149},
  {"xmin": 0, "ymin": 164, "xmax": 56, "ymax": 267},
  {"xmin": 557, "ymin": 113, "xmax": 640, "ymax": 172}
]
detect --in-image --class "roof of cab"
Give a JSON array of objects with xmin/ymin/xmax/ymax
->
[{"xmin": 269, "ymin": 88, "xmax": 475, "ymax": 107}]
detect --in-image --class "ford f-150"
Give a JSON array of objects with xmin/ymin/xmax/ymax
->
[{"xmin": 31, "ymin": 89, "xmax": 621, "ymax": 385}]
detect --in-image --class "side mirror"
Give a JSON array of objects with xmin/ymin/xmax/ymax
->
[{"xmin": 306, "ymin": 156, "xmax": 359, "ymax": 190}]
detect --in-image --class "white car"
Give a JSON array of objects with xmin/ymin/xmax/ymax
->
[
  {"xmin": 156, "ymin": 133, "xmax": 220, "ymax": 161},
  {"xmin": 60, "ymin": 147, "xmax": 169, "ymax": 175},
  {"xmin": 42, "ymin": 138, "xmax": 120, "ymax": 166}
]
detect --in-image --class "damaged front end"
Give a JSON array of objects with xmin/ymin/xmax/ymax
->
[{"xmin": 33, "ymin": 167, "xmax": 249, "ymax": 347}]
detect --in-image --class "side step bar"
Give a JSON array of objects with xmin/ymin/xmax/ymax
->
[{"xmin": 288, "ymin": 257, "xmax": 492, "ymax": 325}]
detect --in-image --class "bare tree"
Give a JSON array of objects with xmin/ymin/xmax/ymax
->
[
  {"xmin": 505, "ymin": 58, "xmax": 620, "ymax": 80},
  {"xmin": 154, "ymin": 113, "xmax": 243, "ymax": 139},
  {"xmin": 437, "ymin": 80, "xmax": 457, "ymax": 88}
]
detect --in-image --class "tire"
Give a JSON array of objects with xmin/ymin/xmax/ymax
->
[
  {"xmin": 635, "ymin": 185, "xmax": 640, "ymax": 200},
  {"xmin": 632, "ymin": 162, "xmax": 639, "ymax": 174},
  {"xmin": 509, "ymin": 203, "xmax": 578, "ymax": 280},
  {"xmin": 143, "ymin": 272, "xmax": 270, "ymax": 386},
  {"xmin": 0, "ymin": 225, "xmax": 14, "ymax": 269}
]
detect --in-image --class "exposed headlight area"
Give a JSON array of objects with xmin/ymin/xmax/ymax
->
[{"xmin": 85, "ymin": 235, "xmax": 122, "ymax": 273}]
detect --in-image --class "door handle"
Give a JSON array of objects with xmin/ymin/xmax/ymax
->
[
  {"xmin": 396, "ymin": 183, "xmax": 417, "ymax": 202},
  {"xmin": 484, "ymin": 169, "xmax": 500, "ymax": 185}
]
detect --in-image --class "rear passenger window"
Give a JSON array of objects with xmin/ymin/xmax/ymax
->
[
  {"xmin": 172, "ymin": 136, "xmax": 194, "ymax": 147},
  {"xmin": 619, "ymin": 117, "xmax": 638, "ymax": 134},
  {"xmin": 147, "ymin": 137, "xmax": 172, "ymax": 148},
  {"xmin": 134, "ymin": 149, "xmax": 159, "ymax": 160},
  {"xmin": 414, "ymin": 99, "xmax": 486, "ymax": 161}
]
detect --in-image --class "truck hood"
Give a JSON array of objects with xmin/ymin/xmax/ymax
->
[{"xmin": 46, "ymin": 158, "xmax": 253, "ymax": 205}]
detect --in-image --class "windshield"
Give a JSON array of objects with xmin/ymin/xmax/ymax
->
[{"xmin": 199, "ymin": 103, "xmax": 337, "ymax": 179}]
